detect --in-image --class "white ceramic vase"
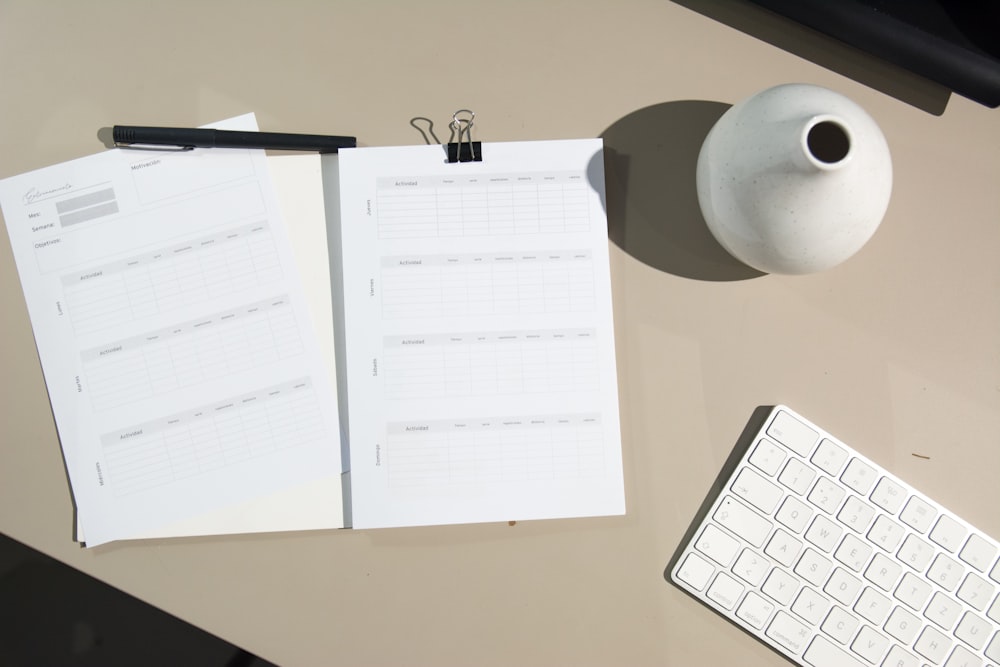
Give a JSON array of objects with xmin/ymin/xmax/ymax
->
[{"xmin": 696, "ymin": 83, "xmax": 893, "ymax": 274}]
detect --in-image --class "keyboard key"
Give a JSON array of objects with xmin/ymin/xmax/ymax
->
[
  {"xmin": 766, "ymin": 610, "xmax": 812, "ymax": 655},
  {"xmin": 884, "ymin": 605, "xmax": 921, "ymax": 644},
  {"xmin": 924, "ymin": 590, "xmax": 962, "ymax": 631},
  {"xmin": 864, "ymin": 552, "xmax": 902, "ymax": 591},
  {"xmin": 841, "ymin": 458, "xmax": 877, "ymax": 496},
  {"xmin": 824, "ymin": 567, "xmax": 862, "ymax": 606},
  {"xmin": 895, "ymin": 571, "xmax": 932, "ymax": 610},
  {"xmin": 733, "ymin": 548, "xmax": 771, "ymax": 586},
  {"xmin": 913, "ymin": 625, "xmax": 951, "ymax": 664},
  {"xmin": 808, "ymin": 477, "xmax": 846, "ymax": 514},
  {"xmin": 849, "ymin": 624, "xmax": 889, "ymax": 664},
  {"xmin": 795, "ymin": 548, "xmax": 833, "ymax": 587},
  {"xmin": 897, "ymin": 533, "xmax": 935, "ymax": 572},
  {"xmin": 791, "ymin": 586, "xmax": 829, "ymax": 625},
  {"xmin": 780, "ymin": 458, "xmax": 817, "ymax": 496},
  {"xmin": 805, "ymin": 515, "xmax": 843, "ymax": 553},
  {"xmin": 714, "ymin": 496, "xmax": 772, "ymax": 548},
  {"xmin": 767, "ymin": 410, "xmax": 818, "ymax": 457},
  {"xmin": 959, "ymin": 533, "xmax": 997, "ymax": 573},
  {"xmin": 837, "ymin": 495, "xmax": 876, "ymax": 533},
  {"xmin": 882, "ymin": 645, "xmax": 920, "ymax": 667},
  {"xmin": 765, "ymin": 529, "xmax": 803, "ymax": 567},
  {"xmin": 867, "ymin": 515, "xmax": 904, "ymax": 552},
  {"xmin": 762, "ymin": 567, "xmax": 799, "ymax": 606},
  {"xmin": 834, "ymin": 534, "xmax": 872, "ymax": 572},
  {"xmin": 706, "ymin": 571, "xmax": 744, "ymax": 610},
  {"xmin": 731, "ymin": 467, "xmax": 783, "ymax": 514},
  {"xmin": 943, "ymin": 645, "xmax": 980, "ymax": 667},
  {"xmin": 811, "ymin": 439, "xmax": 848, "ymax": 476},
  {"xmin": 954, "ymin": 611, "xmax": 991, "ymax": 651},
  {"xmin": 956, "ymin": 572, "xmax": 994, "ymax": 611},
  {"xmin": 928, "ymin": 553, "xmax": 965, "ymax": 592},
  {"xmin": 853, "ymin": 587, "xmax": 891, "ymax": 625},
  {"xmin": 736, "ymin": 590, "xmax": 774, "ymax": 630},
  {"xmin": 869, "ymin": 476, "xmax": 906, "ymax": 515},
  {"xmin": 676, "ymin": 552, "xmax": 715, "ymax": 590},
  {"xmin": 695, "ymin": 523, "xmax": 741, "ymax": 567},
  {"xmin": 985, "ymin": 631, "xmax": 1000, "ymax": 662},
  {"xmin": 821, "ymin": 605, "xmax": 858, "ymax": 644},
  {"xmin": 776, "ymin": 495, "xmax": 813, "ymax": 534},
  {"xmin": 749, "ymin": 437, "xmax": 786, "ymax": 476},
  {"xmin": 803, "ymin": 635, "xmax": 866, "ymax": 667},
  {"xmin": 899, "ymin": 495, "xmax": 937, "ymax": 533},
  {"xmin": 930, "ymin": 515, "xmax": 967, "ymax": 553},
  {"xmin": 988, "ymin": 592, "xmax": 1000, "ymax": 623}
]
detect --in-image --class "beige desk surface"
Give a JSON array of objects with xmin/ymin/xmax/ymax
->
[{"xmin": 2, "ymin": 1, "xmax": 998, "ymax": 665}]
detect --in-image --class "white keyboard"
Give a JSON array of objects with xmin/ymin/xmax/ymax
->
[{"xmin": 670, "ymin": 406, "xmax": 1000, "ymax": 667}]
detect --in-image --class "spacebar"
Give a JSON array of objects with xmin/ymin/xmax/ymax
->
[{"xmin": 803, "ymin": 636, "xmax": 865, "ymax": 667}]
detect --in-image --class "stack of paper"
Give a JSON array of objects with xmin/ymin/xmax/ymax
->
[{"xmin": 0, "ymin": 115, "xmax": 344, "ymax": 546}]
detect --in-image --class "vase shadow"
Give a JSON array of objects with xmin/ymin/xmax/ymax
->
[{"xmin": 601, "ymin": 101, "xmax": 765, "ymax": 281}]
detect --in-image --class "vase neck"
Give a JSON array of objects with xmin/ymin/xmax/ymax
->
[{"xmin": 799, "ymin": 115, "xmax": 852, "ymax": 171}]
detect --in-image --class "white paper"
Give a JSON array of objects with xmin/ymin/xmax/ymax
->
[
  {"xmin": 0, "ymin": 116, "xmax": 344, "ymax": 546},
  {"xmin": 336, "ymin": 140, "xmax": 625, "ymax": 529},
  {"xmin": 123, "ymin": 154, "xmax": 346, "ymax": 541}
]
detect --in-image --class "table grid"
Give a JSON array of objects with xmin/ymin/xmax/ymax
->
[
  {"xmin": 383, "ymin": 330, "xmax": 599, "ymax": 400},
  {"xmin": 82, "ymin": 297, "xmax": 303, "ymax": 412},
  {"xmin": 381, "ymin": 252, "xmax": 595, "ymax": 320},
  {"xmin": 101, "ymin": 379, "xmax": 322, "ymax": 497},
  {"xmin": 386, "ymin": 416, "xmax": 605, "ymax": 488},
  {"xmin": 377, "ymin": 176, "xmax": 591, "ymax": 240},
  {"xmin": 63, "ymin": 223, "xmax": 281, "ymax": 336}
]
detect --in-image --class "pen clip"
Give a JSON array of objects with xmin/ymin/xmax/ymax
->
[{"xmin": 114, "ymin": 143, "xmax": 196, "ymax": 152}]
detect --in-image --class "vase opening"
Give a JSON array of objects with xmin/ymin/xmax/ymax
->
[{"xmin": 807, "ymin": 120, "xmax": 851, "ymax": 165}]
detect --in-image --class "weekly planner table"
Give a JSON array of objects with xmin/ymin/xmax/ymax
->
[{"xmin": 1, "ymin": 2, "xmax": 997, "ymax": 665}]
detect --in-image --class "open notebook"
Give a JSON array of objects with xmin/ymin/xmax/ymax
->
[{"xmin": 0, "ymin": 117, "xmax": 625, "ymax": 545}]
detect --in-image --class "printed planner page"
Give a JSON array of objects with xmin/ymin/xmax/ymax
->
[
  {"xmin": 0, "ymin": 115, "xmax": 344, "ymax": 546},
  {"xmin": 337, "ymin": 139, "xmax": 625, "ymax": 529}
]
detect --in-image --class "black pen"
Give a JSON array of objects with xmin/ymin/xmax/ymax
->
[{"xmin": 112, "ymin": 125, "xmax": 356, "ymax": 153}]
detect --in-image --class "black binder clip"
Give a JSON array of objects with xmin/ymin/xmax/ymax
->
[{"xmin": 446, "ymin": 109, "xmax": 482, "ymax": 163}]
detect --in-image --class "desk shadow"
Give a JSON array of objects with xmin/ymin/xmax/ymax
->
[{"xmin": 601, "ymin": 101, "xmax": 764, "ymax": 281}]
